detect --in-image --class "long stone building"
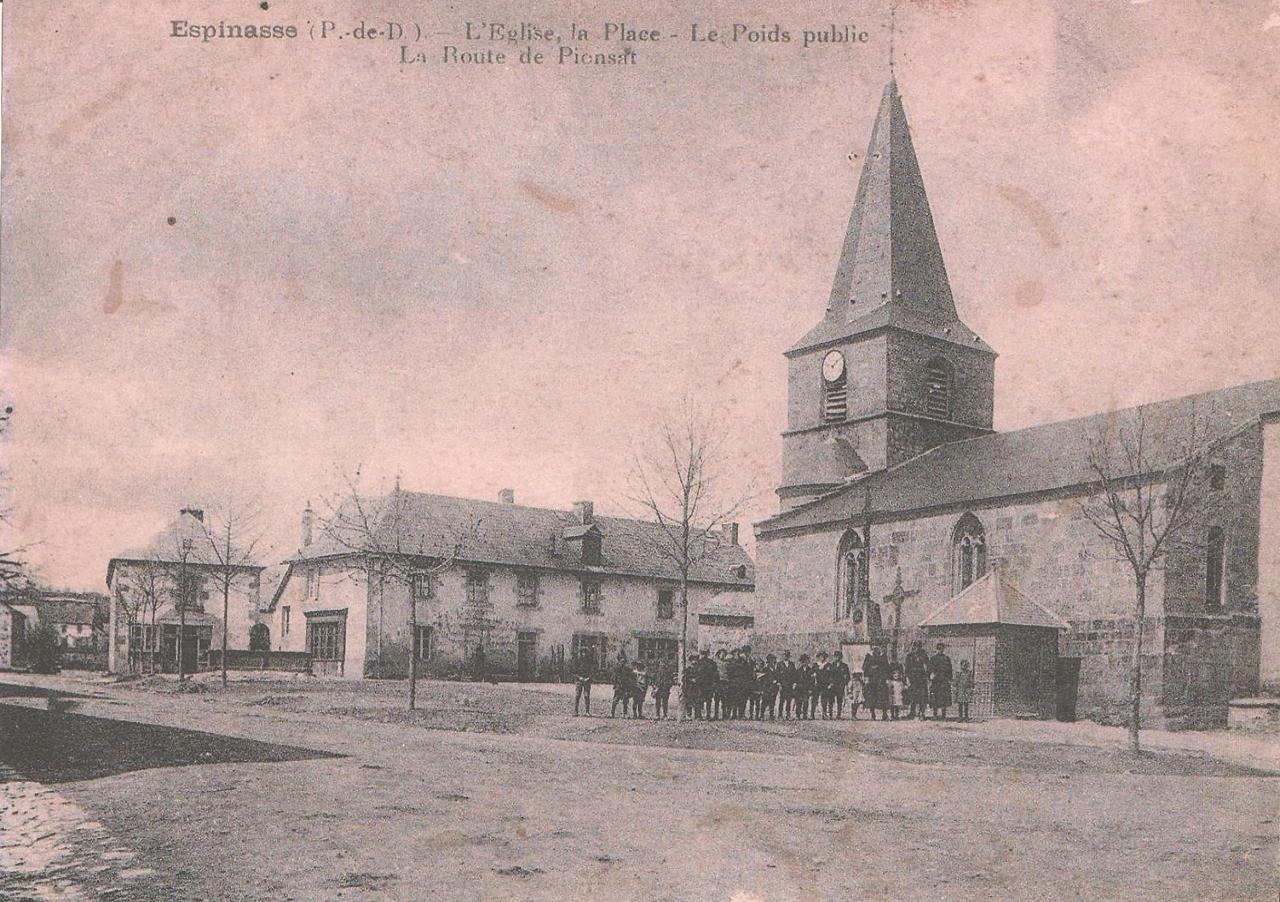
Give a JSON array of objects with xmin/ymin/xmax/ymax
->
[
  {"xmin": 266, "ymin": 490, "xmax": 755, "ymax": 679},
  {"xmin": 751, "ymin": 79, "xmax": 1279, "ymax": 729}
]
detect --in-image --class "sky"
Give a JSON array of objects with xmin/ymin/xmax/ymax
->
[{"xmin": 2, "ymin": 0, "xmax": 1278, "ymax": 590}]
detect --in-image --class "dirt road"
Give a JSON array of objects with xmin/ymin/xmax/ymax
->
[{"xmin": 1, "ymin": 676, "xmax": 1276, "ymax": 901}]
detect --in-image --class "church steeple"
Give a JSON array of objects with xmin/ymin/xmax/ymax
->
[
  {"xmin": 827, "ymin": 79, "xmax": 957, "ymax": 323},
  {"xmin": 777, "ymin": 80, "xmax": 996, "ymax": 511}
]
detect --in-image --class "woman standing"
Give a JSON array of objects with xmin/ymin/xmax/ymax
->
[{"xmin": 928, "ymin": 643, "xmax": 954, "ymax": 720}]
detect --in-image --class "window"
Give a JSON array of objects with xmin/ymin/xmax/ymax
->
[
  {"xmin": 307, "ymin": 619, "xmax": 345, "ymax": 661},
  {"xmin": 411, "ymin": 572, "xmax": 434, "ymax": 601},
  {"xmin": 924, "ymin": 358, "xmax": 952, "ymax": 419},
  {"xmin": 304, "ymin": 567, "xmax": 319, "ymax": 599},
  {"xmin": 465, "ymin": 569, "xmax": 489, "ymax": 606},
  {"xmin": 837, "ymin": 530, "xmax": 867, "ymax": 620},
  {"xmin": 516, "ymin": 572, "xmax": 539, "ymax": 607},
  {"xmin": 952, "ymin": 513, "xmax": 987, "ymax": 594},
  {"xmin": 414, "ymin": 624, "xmax": 433, "ymax": 661},
  {"xmin": 572, "ymin": 634, "xmax": 608, "ymax": 669},
  {"xmin": 656, "ymin": 589, "xmax": 674, "ymax": 620},
  {"xmin": 1206, "ymin": 527, "xmax": 1225, "ymax": 609},
  {"xmin": 822, "ymin": 368, "xmax": 848, "ymax": 423},
  {"xmin": 581, "ymin": 580, "xmax": 602, "ymax": 615},
  {"xmin": 581, "ymin": 534, "xmax": 602, "ymax": 567},
  {"xmin": 1209, "ymin": 464, "xmax": 1226, "ymax": 491},
  {"xmin": 281, "ymin": 606, "xmax": 291, "ymax": 637},
  {"xmin": 638, "ymin": 637, "xmax": 678, "ymax": 668}
]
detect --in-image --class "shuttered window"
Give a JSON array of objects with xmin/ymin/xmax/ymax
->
[
  {"xmin": 925, "ymin": 360, "xmax": 952, "ymax": 418},
  {"xmin": 823, "ymin": 371, "xmax": 848, "ymax": 422}
]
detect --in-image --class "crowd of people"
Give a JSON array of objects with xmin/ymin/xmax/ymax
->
[{"xmin": 570, "ymin": 639, "xmax": 975, "ymax": 722}]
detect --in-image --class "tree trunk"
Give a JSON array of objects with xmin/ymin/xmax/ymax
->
[
  {"xmin": 1129, "ymin": 574, "xmax": 1146, "ymax": 754},
  {"xmin": 676, "ymin": 573, "xmax": 689, "ymax": 723},
  {"xmin": 221, "ymin": 581, "xmax": 230, "ymax": 689},
  {"xmin": 409, "ymin": 588, "xmax": 417, "ymax": 711}
]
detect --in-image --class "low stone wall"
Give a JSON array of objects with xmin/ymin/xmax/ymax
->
[
  {"xmin": 208, "ymin": 650, "xmax": 312, "ymax": 673},
  {"xmin": 1227, "ymin": 697, "xmax": 1280, "ymax": 732}
]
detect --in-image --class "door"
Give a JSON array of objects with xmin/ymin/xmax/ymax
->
[
  {"xmin": 180, "ymin": 627, "xmax": 200, "ymax": 675},
  {"xmin": 517, "ymin": 631, "xmax": 538, "ymax": 681},
  {"xmin": 1055, "ymin": 657, "xmax": 1081, "ymax": 722}
]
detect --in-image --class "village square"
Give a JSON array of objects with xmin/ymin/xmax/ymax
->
[{"xmin": 3, "ymin": 2, "xmax": 1280, "ymax": 899}]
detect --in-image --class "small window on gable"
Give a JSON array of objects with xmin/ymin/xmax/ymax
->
[
  {"xmin": 1209, "ymin": 464, "xmax": 1226, "ymax": 491},
  {"xmin": 411, "ymin": 572, "xmax": 433, "ymax": 601},
  {"xmin": 581, "ymin": 533, "xmax": 602, "ymax": 567},
  {"xmin": 656, "ymin": 589, "xmax": 674, "ymax": 620},
  {"xmin": 924, "ymin": 358, "xmax": 952, "ymax": 419}
]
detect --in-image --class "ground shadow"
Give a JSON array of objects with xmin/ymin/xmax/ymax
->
[
  {"xmin": 0, "ymin": 704, "xmax": 345, "ymax": 784},
  {"xmin": 0, "ymin": 681, "xmax": 96, "ymax": 700}
]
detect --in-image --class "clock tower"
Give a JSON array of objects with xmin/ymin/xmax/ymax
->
[{"xmin": 778, "ymin": 79, "xmax": 996, "ymax": 511}]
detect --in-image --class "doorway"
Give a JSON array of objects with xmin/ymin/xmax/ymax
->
[{"xmin": 517, "ymin": 631, "xmax": 538, "ymax": 681}]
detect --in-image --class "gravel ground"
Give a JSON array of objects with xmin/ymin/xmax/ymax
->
[{"xmin": 2, "ymin": 675, "xmax": 1276, "ymax": 901}]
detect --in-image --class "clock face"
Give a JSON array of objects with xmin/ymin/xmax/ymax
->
[{"xmin": 822, "ymin": 350, "xmax": 846, "ymax": 383}]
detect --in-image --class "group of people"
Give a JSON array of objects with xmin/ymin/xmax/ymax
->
[{"xmin": 571, "ymin": 639, "xmax": 975, "ymax": 722}]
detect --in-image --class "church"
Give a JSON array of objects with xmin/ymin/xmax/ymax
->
[{"xmin": 751, "ymin": 79, "xmax": 1280, "ymax": 729}]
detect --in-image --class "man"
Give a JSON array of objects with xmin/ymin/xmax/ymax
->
[
  {"xmin": 815, "ymin": 651, "xmax": 834, "ymax": 719},
  {"xmin": 928, "ymin": 642, "xmax": 954, "ymax": 720},
  {"xmin": 572, "ymin": 649, "xmax": 596, "ymax": 716},
  {"xmin": 713, "ymin": 648, "xmax": 730, "ymax": 720},
  {"xmin": 830, "ymin": 650, "xmax": 851, "ymax": 719},
  {"xmin": 904, "ymin": 640, "xmax": 930, "ymax": 720},
  {"xmin": 759, "ymin": 654, "xmax": 780, "ymax": 720},
  {"xmin": 610, "ymin": 652, "xmax": 634, "ymax": 718},
  {"xmin": 777, "ymin": 650, "xmax": 796, "ymax": 719},
  {"xmin": 652, "ymin": 661, "xmax": 674, "ymax": 720},
  {"xmin": 794, "ymin": 654, "xmax": 815, "ymax": 720},
  {"xmin": 682, "ymin": 652, "xmax": 703, "ymax": 720}
]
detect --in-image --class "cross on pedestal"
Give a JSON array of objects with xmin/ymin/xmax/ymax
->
[{"xmin": 883, "ymin": 568, "xmax": 920, "ymax": 663}]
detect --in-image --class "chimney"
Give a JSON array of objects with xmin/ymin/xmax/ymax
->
[
  {"xmin": 180, "ymin": 507, "xmax": 204, "ymax": 523},
  {"xmin": 301, "ymin": 501, "xmax": 314, "ymax": 548},
  {"xmin": 499, "ymin": 488, "xmax": 515, "ymax": 505},
  {"xmin": 724, "ymin": 522, "xmax": 739, "ymax": 545},
  {"xmin": 573, "ymin": 500, "xmax": 594, "ymax": 525}
]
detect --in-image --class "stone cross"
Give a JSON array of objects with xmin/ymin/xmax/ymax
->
[{"xmin": 883, "ymin": 568, "xmax": 920, "ymax": 663}]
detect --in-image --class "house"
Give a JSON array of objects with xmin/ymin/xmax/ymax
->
[
  {"xmin": 0, "ymin": 599, "xmax": 27, "ymax": 670},
  {"xmin": 750, "ymin": 78, "xmax": 1279, "ymax": 728},
  {"xmin": 106, "ymin": 508, "xmax": 266, "ymax": 674},
  {"xmin": 265, "ymin": 490, "xmax": 756, "ymax": 679}
]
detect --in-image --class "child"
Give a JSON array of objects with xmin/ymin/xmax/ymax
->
[
  {"xmin": 888, "ymin": 667, "xmax": 907, "ymax": 721},
  {"xmin": 847, "ymin": 672, "xmax": 865, "ymax": 720},
  {"xmin": 955, "ymin": 659, "xmax": 974, "ymax": 722}
]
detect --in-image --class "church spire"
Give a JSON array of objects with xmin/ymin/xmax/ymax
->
[{"xmin": 826, "ymin": 79, "xmax": 958, "ymax": 326}]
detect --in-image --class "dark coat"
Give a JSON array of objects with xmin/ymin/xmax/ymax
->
[{"xmin": 928, "ymin": 652, "xmax": 954, "ymax": 707}]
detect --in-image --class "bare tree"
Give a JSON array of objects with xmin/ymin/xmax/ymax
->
[
  {"xmin": 114, "ymin": 560, "xmax": 171, "ymax": 674},
  {"xmin": 625, "ymin": 400, "xmax": 757, "ymax": 722},
  {"xmin": 324, "ymin": 469, "xmax": 468, "ymax": 711},
  {"xmin": 1078, "ymin": 410, "xmax": 1214, "ymax": 753},
  {"xmin": 0, "ymin": 402, "xmax": 30, "ymax": 592},
  {"xmin": 199, "ymin": 497, "xmax": 264, "ymax": 688}
]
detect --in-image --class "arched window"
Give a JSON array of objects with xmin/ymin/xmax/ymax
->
[
  {"xmin": 823, "ymin": 370, "xmax": 848, "ymax": 423},
  {"xmin": 836, "ymin": 530, "xmax": 867, "ymax": 620},
  {"xmin": 924, "ymin": 358, "xmax": 953, "ymax": 419},
  {"xmin": 951, "ymin": 513, "xmax": 987, "ymax": 594},
  {"xmin": 1205, "ymin": 527, "xmax": 1225, "ymax": 609}
]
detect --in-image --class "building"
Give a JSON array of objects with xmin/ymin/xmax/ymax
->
[
  {"xmin": 265, "ymin": 490, "xmax": 755, "ymax": 679},
  {"xmin": 0, "ymin": 588, "xmax": 110, "ymax": 669},
  {"xmin": 0, "ymin": 599, "xmax": 27, "ymax": 670},
  {"xmin": 106, "ymin": 508, "xmax": 266, "ymax": 674},
  {"xmin": 752, "ymin": 79, "xmax": 1280, "ymax": 729}
]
